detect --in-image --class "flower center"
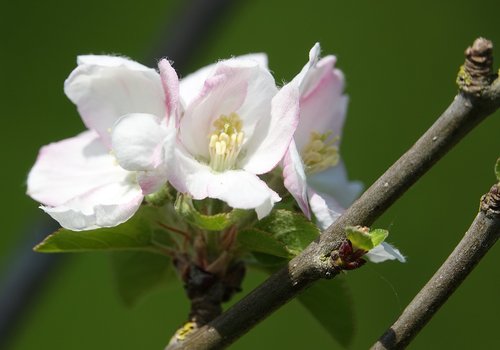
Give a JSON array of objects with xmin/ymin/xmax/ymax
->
[
  {"xmin": 301, "ymin": 131, "xmax": 339, "ymax": 174},
  {"xmin": 208, "ymin": 113, "xmax": 244, "ymax": 172}
]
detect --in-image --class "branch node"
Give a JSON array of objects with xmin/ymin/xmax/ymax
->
[
  {"xmin": 330, "ymin": 240, "xmax": 367, "ymax": 272},
  {"xmin": 457, "ymin": 37, "xmax": 497, "ymax": 95},
  {"xmin": 480, "ymin": 184, "xmax": 500, "ymax": 214}
]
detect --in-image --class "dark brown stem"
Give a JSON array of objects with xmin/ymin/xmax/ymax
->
[
  {"xmin": 371, "ymin": 184, "xmax": 500, "ymax": 350},
  {"xmin": 168, "ymin": 260, "xmax": 246, "ymax": 346},
  {"xmin": 167, "ymin": 38, "xmax": 500, "ymax": 350}
]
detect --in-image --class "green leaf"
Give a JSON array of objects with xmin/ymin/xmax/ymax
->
[
  {"xmin": 111, "ymin": 251, "xmax": 175, "ymax": 306},
  {"xmin": 175, "ymin": 195, "xmax": 248, "ymax": 231},
  {"xmin": 250, "ymin": 252, "xmax": 288, "ymax": 268},
  {"xmin": 298, "ymin": 278, "xmax": 355, "ymax": 348},
  {"xmin": 495, "ymin": 157, "xmax": 500, "ymax": 181},
  {"xmin": 369, "ymin": 229, "xmax": 389, "ymax": 247},
  {"xmin": 345, "ymin": 226, "xmax": 374, "ymax": 250},
  {"xmin": 238, "ymin": 229, "xmax": 292, "ymax": 258},
  {"xmin": 34, "ymin": 207, "xmax": 162, "ymax": 253},
  {"xmin": 345, "ymin": 226, "xmax": 388, "ymax": 251},
  {"xmin": 238, "ymin": 209, "xmax": 320, "ymax": 258}
]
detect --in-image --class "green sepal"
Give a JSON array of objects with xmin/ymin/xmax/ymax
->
[
  {"xmin": 145, "ymin": 184, "xmax": 172, "ymax": 207},
  {"xmin": 345, "ymin": 226, "xmax": 388, "ymax": 251},
  {"xmin": 34, "ymin": 206, "xmax": 165, "ymax": 254},
  {"xmin": 174, "ymin": 194, "xmax": 248, "ymax": 231},
  {"xmin": 298, "ymin": 278, "xmax": 355, "ymax": 348},
  {"xmin": 111, "ymin": 251, "xmax": 175, "ymax": 306},
  {"xmin": 369, "ymin": 228, "xmax": 389, "ymax": 247},
  {"xmin": 238, "ymin": 209, "xmax": 320, "ymax": 258}
]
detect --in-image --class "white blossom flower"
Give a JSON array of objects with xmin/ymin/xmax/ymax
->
[
  {"xmin": 27, "ymin": 55, "xmax": 173, "ymax": 230},
  {"xmin": 112, "ymin": 55, "xmax": 300, "ymax": 219}
]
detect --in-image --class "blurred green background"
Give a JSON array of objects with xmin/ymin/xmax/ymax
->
[{"xmin": 1, "ymin": 0, "xmax": 499, "ymax": 349}]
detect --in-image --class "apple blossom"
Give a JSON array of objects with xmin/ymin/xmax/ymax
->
[
  {"xmin": 282, "ymin": 43, "xmax": 361, "ymax": 219},
  {"xmin": 282, "ymin": 44, "xmax": 404, "ymax": 262},
  {"xmin": 112, "ymin": 56, "xmax": 300, "ymax": 219},
  {"xmin": 27, "ymin": 55, "xmax": 175, "ymax": 231}
]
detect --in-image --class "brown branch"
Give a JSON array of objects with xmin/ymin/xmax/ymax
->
[
  {"xmin": 371, "ymin": 183, "xmax": 500, "ymax": 350},
  {"xmin": 167, "ymin": 38, "xmax": 500, "ymax": 350}
]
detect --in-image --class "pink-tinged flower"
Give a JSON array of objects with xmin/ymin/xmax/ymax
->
[
  {"xmin": 282, "ymin": 44, "xmax": 404, "ymax": 263},
  {"xmin": 112, "ymin": 55, "xmax": 300, "ymax": 219},
  {"xmin": 27, "ymin": 55, "xmax": 172, "ymax": 231},
  {"xmin": 283, "ymin": 43, "xmax": 362, "ymax": 219}
]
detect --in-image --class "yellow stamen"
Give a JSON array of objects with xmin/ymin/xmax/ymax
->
[
  {"xmin": 208, "ymin": 112, "xmax": 244, "ymax": 171},
  {"xmin": 301, "ymin": 131, "xmax": 340, "ymax": 174}
]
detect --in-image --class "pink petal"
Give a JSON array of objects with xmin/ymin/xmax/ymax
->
[
  {"xmin": 294, "ymin": 57, "xmax": 347, "ymax": 151},
  {"xmin": 282, "ymin": 140, "xmax": 310, "ymax": 218},
  {"xmin": 241, "ymin": 79, "xmax": 300, "ymax": 174},
  {"xmin": 65, "ymin": 55, "xmax": 165, "ymax": 148},
  {"xmin": 179, "ymin": 53, "xmax": 268, "ymax": 107},
  {"xmin": 158, "ymin": 59, "xmax": 180, "ymax": 124}
]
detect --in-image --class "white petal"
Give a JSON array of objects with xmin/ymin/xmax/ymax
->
[
  {"xmin": 282, "ymin": 141, "xmax": 310, "ymax": 218},
  {"xmin": 27, "ymin": 129, "xmax": 144, "ymax": 231},
  {"xmin": 308, "ymin": 161, "xmax": 363, "ymax": 209},
  {"xmin": 206, "ymin": 170, "xmax": 280, "ymax": 218},
  {"xmin": 241, "ymin": 79, "xmax": 300, "ymax": 174},
  {"xmin": 112, "ymin": 113, "xmax": 167, "ymax": 171},
  {"xmin": 179, "ymin": 53, "xmax": 268, "ymax": 107},
  {"xmin": 236, "ymin": 66, "xmax": 279, "ymax": 151},
  {"xmin": 169, "ymin": 147, "xmax": 279, "ymax": 218},
  {"xmin": 137, "ymin": 167, "xmax": 168, "ymax": 195},
  {"xmin": 366, "ymin": 242, "xmax": 406, "ymax": 263},
  {"xmin": 112, "ymin": 113, "xmax": 176, "ymax": 194},
  {"xmin": 65, "ymin": 55, "xmax": 165, "ymax": 147},
  {"xmin": 291, "ymin": 42, "xmax": 321, "ymax": 89},
  {"xmin": 308, "ymin": 190, "xmax": 343, "ymax": 230},
  {"xmin": 42, "ymin": 179, "xmax": 143, "ymax": 231},
  {"xmin": 179, "ymin": 68, "xmax": 250, "ymax": 158},
  {"xmin": 27, "ymin": 130, "xmax": 132, "ymax": 207}
]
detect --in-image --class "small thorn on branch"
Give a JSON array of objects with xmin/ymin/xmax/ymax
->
[{"xmin": 458, "ymin": 37, "xmax": 497, "ymax": 95}]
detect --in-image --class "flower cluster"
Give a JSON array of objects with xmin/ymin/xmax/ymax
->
[{"xmin": 27, "ymin": 44, "xmax": 403, "ymax": 263}]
